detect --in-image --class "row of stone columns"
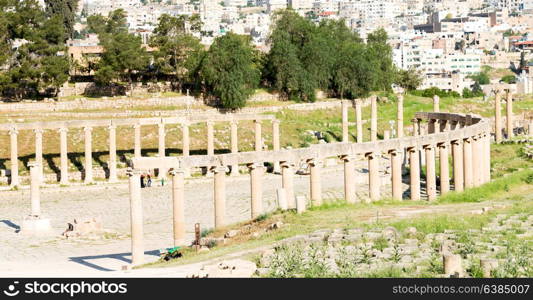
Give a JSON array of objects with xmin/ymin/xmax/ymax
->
[
  {"xmin": 341, "ymin": 95, "xmax": 404, "ymax": 143},
  {"xmin": 7, "ymin": 119, "xmax": 279, "ymax": 186}
]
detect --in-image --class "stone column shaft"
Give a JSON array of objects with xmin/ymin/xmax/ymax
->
[
  {"xmin": 108, "ymin": 125, "xmax": 118, "ymax": 182},
  {"xmin": 368, "ymin": 152, "xmax": 380, "ymax": 201},
  {"xmin": 309, "ymin": 160, "xmax": 322, "ymax": 206},
  {"xmin": 397, "ymin": 95, "xmax": 404, "ymax": 138},
  {"xmin": 506, "ymin": 92, "xmax": 513, "ymax": 139},
  {"xmin": 370, "ymin": 96, "xmax": 378, "ymax": 142},
  {"xmin": 472, "ymin": 137, "xmax": 482, "ymax": 187},
  {"xmin": 356, "ymin": 101, "xmax": 363, "ymax": 143},
  {"xmin": 170, "ymin": 169, "xmax": 185, "ymax": 246},
  {"xmin": 230, "ymin": 121, "xmax": 239, "ymax": 176},
  {"xmin": 463, "ymin": 138, "xmax": 473, "ymax": 189},
  {"xmin": 342, "ymin": 100, "xmax": 349, "ymax": 142},
  {"xmin": 433, "ymin": 95, "xmax": 440, "ymax": 112},
  {"xmin": 484, "ymin": 133, "xmax": 491, "ymax": 183},
  {"xmin": 134, "ymin": 124, "xmax": 141, "ymax": 158},
  {"xmin": 452, "ymin": 140, "xmax": 464, "ymax": 192},
  {"xmin": 207, "ymin": 122, "xmax": 214, "ymax": 156},
  {"xmin": 158, "ymin": 123, "xmax": 166, "ymax": 158},
  {"xmin": 494, "ymin": 92, "xmax": 502, "ymax": 143},
  {"xmin": 128, "ymin": 170, "xmax": 143, "ymax": 265},
  {"xmin": 9, "ymin": 128, "xmax": 19, "ymax": 187},
  {"xmin": 182, "ymin": 124, "xmax": 190, "ymax": 156},
  {"xmin": 249, "ymin": 164, "xmax": 263, "ymax": 219},
  {"xmin": 254, "ymin": 120, "xmax": 262, "ymax": 151},
  {"xmin": 425, "ymin": 146, "xmax": 436, "ymax": 201},
  {"xmin": 439, "ymin": 144, "xmax": 450, "ymax": 195},
  {"xmin": 391, "ymin": 150, "xmax": 402, "ymax": 201},
  {"xmin": 281, "ymin": 163, "xmax": 295, "ymax": 209},
  {"xmin": 84, "ymin": 127, "xmax": 93, "ymax": 183},
  {"xmin": 342, "ymin": 156, "xmax": 357, "ymax": 204},
  {"xmin": 29, "ymin": 162, "xmax": 41, "ymax": 216},
  {"xmin": 213, "ymin": 167, "xmax": 226, "ymax": 228},
  {"xmin": 272, "ymin": 120, "xmax": 281, "ymax": 173},
  {"xmin": 34, "ymin": 129, "xmax": 44, "ymax": 183},
  {"xmin": 409, "ymin": 148, "xmax": 420, "ymax": 201},
  {"xmin": 59, "ymin": 128, "xmax": 68, "ymax": 185}
]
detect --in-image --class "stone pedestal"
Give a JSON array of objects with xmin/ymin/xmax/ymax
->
[
  {"xmin": 296, "ymin": 196, "xmax": 306, "ymax": 214},
  {"xmin": 20, "ymin": 216, "xmax": 52, "ymax": 235}
]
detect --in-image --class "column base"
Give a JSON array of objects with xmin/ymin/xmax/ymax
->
[{"xmin": 20, "ymin": 215, "xmax": 52, "ymax": 235}]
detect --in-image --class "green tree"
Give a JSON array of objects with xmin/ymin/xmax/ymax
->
[
  {"xmin": 501, "ymin": 74, "xmax": 516, "ymax": 84},
  {"xmin": 199, "ymin": 33, "xmax": 259, "ymax": 109},
  {"xmin": 366, "ymin": 28, "xmax": 395, "ymax": 92},
  {"xmin": 1, "ymin": 0, "xmax": 69, "ymax": 99},
  {"xmin": 395, "ymin": 68, "xmax": 423, "ymax": 91},
  {"xmin": 468, "ymin": 72, "xmax": 490, "ymax": 85},
  {"xmin": 44, "ymin": 0, "xmax": 79, "ymax": 39},
  {"xmin": 150, "ymin": 14, "xmax": 204, "ymax": 91},
  {"xmin": 91, "ymin": 10, "xmax": 150, "ymax": 94}
]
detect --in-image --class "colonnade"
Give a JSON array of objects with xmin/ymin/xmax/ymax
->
[{"xmin": 4, "ymin": 115, "xmax": 278, "ymax": 186}]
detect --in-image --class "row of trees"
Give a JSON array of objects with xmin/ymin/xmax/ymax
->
[{"xmin": 1, "ymin": 5, "xmax": 419, "ymax": 108}]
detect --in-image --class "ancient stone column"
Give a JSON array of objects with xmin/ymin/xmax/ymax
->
[
  {"xmin": 433, "ymin": 95, "xmax": 440, "ymax": 112},
  {"xmin": 127, "ymin": 169, "xmax": 143, "ymax": 265},
  {"xmin": 428, "ymin": 119, "xmax": 436, "ymax": 134},
  {"xmin": 424, "ymin": 145, "xmax": 436, "ymax": 201},
  {"xmin": 170, "ymin": 169, "xmax": 185, "ymax": 246},
  {"xmin": 494, "ymin": 91, "xmax": 502, "ymax": 143},
  {"xmin": 34, "ymin": 129, "xmax": 44, "ymax": 183},
  {"xmin": 367, "ymin": 152, "xmax": 380, "ymax": 201},
  {"xmin": 463, "ymin": 137, "xmax": 473, "ymax": 189},
  {"xmin": 207, "ymin": 121, "xmax": 214, "ymax": 156},
  {"xmin": 383, "ymin": 130, "xmax": 390, "ymax": 140},
  {"xmin": 272, "ymin": 120, "xmax": 281, "ymax": 173},
  {"xmin": 397, "ymin": 94, "xmax": 404, "ymax": 138},
  {"xmin": 84, "ymin": 126, "xmax": 93, "ymax": 184},
  {"xmin": 370, "ymin": 96, "xmax": 378, "ymax": 142},
  {"xmin": 472, "ymin": 136, "xmax": 482, "ymax": 187},
  {"xmin": 59, "ymin": 127, "xmax": 69, "ymax": 185},
  {"xmin": 133, "ymin": 124, "xmax": 141, "ymax": 158},
  {"xmin": 230, "ymin": 120, "xmax": 239, "ymax": 176},
  {"xmin": 29, "ymin": 162, "xmax": 41, "ymax": 216},
  {"xmin": 158, "ymin": 122, "xmax": 166, "ymax": 158},
  {"xmin": 158, "ymin": 123, "xmax": 167, "ymax": 179},
  {"xmin": 506, "ymin": 91, "xmax": 513, "ymax": 139},
  {"xmin": 9, "ymin": 127, "xmax": 19, "ymax": 187},
  {"xmin": 213, "ymin": 166, "xmax": 226, "ymax": 228},
  {"xmin": 342, "ymin": 100, "xmax": 349, "ymax": 142},
  {"xmin": 356, "ymin": 100, "xmax": 363, "ymax": 143},
  {"xmin": 249, "ymin": 163, "xmax": 263, "ymax": 219},
  {"xmin": 254, "ymin": 120, "xmax": 262, "ymax": 151},
  {"xmin": 411, "ymin": 118, "xmax": 420, "ymax": 136},
  {"xmin": 308, "ymin": 159, "xmax": 322, "ymax": 206},
  {"xmin": 108, "ymin": 124, "xmax": 118, "ymax": 182},
  {"xmin": 342, "ymin": 155, "xmax": 357, "ymax": 204},
  {"xmin": 408, "ymin": 147, "xmax": 420, "ymax": 201},
  {"xmin": 451, "ymin": 140, "xmax": 464, "ymax": 192},
  {"xmin": 182, "ymin": 123, "xmax": 190, "ymax": 157},
  {"xmin": 281, "ymin": 162, "xmax": 296, "ymax": 209},
  {"xmin": 438, "ymin": 143, "xmax": 450, "ymax": 195},
  {"xmin": 390, "ymin": 150, "xmax": 402, "ymax": 201},
  {"xmin": 484, "ymin": 132, "xmax": 491, "ymax": 183}
]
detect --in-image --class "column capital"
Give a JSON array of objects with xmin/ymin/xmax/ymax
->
[
  {"xmin": 168, "ymin": 168, "xmax": 185, "ymax": 176},
  {"xmin": 28, "ymin": 161, "xmax": 40, "ymax": 169},
  {"xmin": 365, "ymin": 151, "xmax": 379, "ymax": 159},
  {"xmin": 126, "ymin": 168, "xmax": 141, "ymax": 177},
  {"xmin": 280, "ymin": 161, "xmax": 295, "ymax": 168},
  {"xmin": 254, "ymin": 119, "xmax": 261, "ymax": 124},
  {"xmin": 247, "ymin": 162, "xmax": 264, "ymax": 170},
  {"xmin": 406, "ymin": 146, "xmax": 418, "ymax": 153},
  {"xmin": 306, "ymin": 158, "xmax": 322, "ymax": 167},
  {"xmin": 132, "ymin": 123, "xmax": 141, "ymax": 129},
  {"xmin": 451, "ymin": 139, "xmax": 461, "ymax": 146},
  {"xmin": 58, "ymin": 127, "xmax": 68, "ymax": 133},
  {"xmin": 437, "ymin": 142, "xmax": 448, "ymax": 148},
  {"xmin": 108, "ymin": 124, "xmax": 117, "ymax": 130},
  {"xmin": 210, "ymin": 166, "xmax": 226, "ymax": 173},
  {"xmin": 9, "ymin": 127, "xmax": 18, "ymax": 135},
  {"xmin": 83, "ymin": 126, "xmax": 93, "ymax": 132},
  {"xmin": 388, "ymin": 148, "xmax": 402, "ymax": 155},
  {"xmin": 423, "ymin": 143, "xmax": 435, "ymax": 150},
  {"xmin": 33, "ymin": 128, "xmax": 44, "ymax": 135},
  {"xmin": 339, "ymin": 154, "xmax": 356, "ymax": 162},
  {"xmin": 181, "ymin": 121, "xmax": 190, "ymax": 128}
]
